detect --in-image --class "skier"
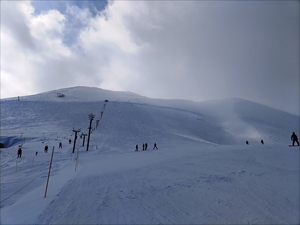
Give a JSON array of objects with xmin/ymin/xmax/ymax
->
[
  {"xmin": 145, "ymin": 143, "xmax": 148, "ymax": 150},
  {"xmin": 69, "ymin": 139, "xmax": 72, "ymax": 144},
  {"xmin": 153, "ymin": 143, "xmax": 158, "ymax": 149},
  {"xmin": 291, "ymin": 132, "xmax": 300, "ymax": 146},
  {"xmin": 17, "ymin": 147, "xmax": 22, "ymax": 158},
  {"xmin": 135, "ymin": 144, "xmax": 138, "ymax": 151},
  {"xmin": 246, "ymin": 141, "xmax": 249, "ymax": 145},
  {"xmin": 261, "ymin": 139, "xmax": 264, "ymax": 145},
  {"xmin": 44, "ymin": 145, "xmax": 48, "ymax": 153},
  {"xmin": 59, "ymin": 142, "xmax": 62, "ymax": 148},
  {"xmin": 142, "ymin": 144, "xmax": 145, "ymax": 151}
]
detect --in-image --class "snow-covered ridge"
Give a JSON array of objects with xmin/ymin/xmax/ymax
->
[
  {"xmin": 2, "ymin": 86, "xmax": 144, "ymax": 102},
  {"xmin": 1, "ymin": 86, "xmax": 299, "ymax": 146}
]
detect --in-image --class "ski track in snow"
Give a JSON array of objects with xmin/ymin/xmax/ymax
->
[
  {"xmin": 33, "ymin": 146, "xmax": 299, "ymax": 225},
  {"xmin": 1, "ymin": 87, "xmax": 299, "ymax": 224}
]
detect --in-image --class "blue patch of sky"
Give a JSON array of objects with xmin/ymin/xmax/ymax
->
[
  {"xmin": 31, "ymin": 0, "xmax": 107, "ymax": 16},
  {"xmin": 31, "ymin": 1, "xmax": 108, "ymax": 46}
]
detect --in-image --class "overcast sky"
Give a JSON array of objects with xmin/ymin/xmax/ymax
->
[{"xmin": 1, "ymin": 1, "xmax": 299, "ymax": 115}]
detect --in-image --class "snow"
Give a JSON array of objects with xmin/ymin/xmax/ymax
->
[{"xmin": 1, "ymin": 86, "xmax": 299, "ymax": 224}]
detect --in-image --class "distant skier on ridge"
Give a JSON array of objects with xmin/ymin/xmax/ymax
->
[{"xmin": 291, "ymin": 132, "xmax": 300, "ymax": 146}]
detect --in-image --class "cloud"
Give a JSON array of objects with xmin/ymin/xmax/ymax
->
[{"xmin": 1, "ymin": 1, "xmax": 299, "ymax": 115}]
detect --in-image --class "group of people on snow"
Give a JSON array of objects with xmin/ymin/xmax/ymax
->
[
  {"xmin": 16, "ymin": 132, "xmax": 299, "ymax": 158},
  {"xmin": 18, "ymin": 141, "xmax": 63, "ymax": 158},
  {"xmin": 245, "ymin": 132, "xmax": 299, "ymax": 146},
  {"xmin": 246, "ymin": 139, "xmax": 264, "ymax": 145},
  {"xmin": 135, "ymin": 143, "xmax": 158, "ymax": 151}
]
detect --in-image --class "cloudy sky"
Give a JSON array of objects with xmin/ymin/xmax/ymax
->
[{"xmin": 1, "ymin": 1, "xmax": 299, "ymax": 115}]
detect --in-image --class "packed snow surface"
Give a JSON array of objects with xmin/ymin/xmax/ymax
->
[{"xmin": 0, "ymin": 86, "xmax": 299, "ymax": 224}]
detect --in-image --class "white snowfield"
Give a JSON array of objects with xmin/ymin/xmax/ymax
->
[{"xmin": 0, "ymin": 86, "xmax": 299, "ymax": 224}]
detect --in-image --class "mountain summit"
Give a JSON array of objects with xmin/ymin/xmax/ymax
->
[{"xmin": 1, "ymin": 86, "xmax": 299, "ymax": 146}]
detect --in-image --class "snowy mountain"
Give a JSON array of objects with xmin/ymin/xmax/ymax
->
[{"xmin": 0, "ymin": 86, "xmax": 299, "ymax": 224}]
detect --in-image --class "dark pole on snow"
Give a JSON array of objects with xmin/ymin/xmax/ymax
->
[
  {"xmin": 72, "ymin": 128, "xmax": 81, "ymax": 153},
  {"xmin": 86, "ymin": 113, "xmax": 95, "ymax": 151},
  {"xmin": 44, "ymin": 146, "xmax": 55, "ymax": 198}
]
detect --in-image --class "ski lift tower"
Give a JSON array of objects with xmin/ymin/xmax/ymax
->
[
  {"xmin": 72, "ymin": 128, "xmax": 81, "ymax": 153},
  {"xmin": 86, "ymin": 113, "xmax": 95, "ymax": 151}
]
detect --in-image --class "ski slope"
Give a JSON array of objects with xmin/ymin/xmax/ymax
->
[{"xmin": 0, "ymin": 86, "xmax": 299, "ymax": 224}]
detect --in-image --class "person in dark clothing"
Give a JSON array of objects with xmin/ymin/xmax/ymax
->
[
  {"xmin": 135, "ymin": 144, "xmax": 138, "ymax": 151},
  {"xmin": 17, "ymin": 147, "xmax": 22, "ymax": 158},
  {"xmin": 145, "ymin": 143, "xmax": 148, "ymax": 150},
  {"xmin": 44, "ymin": 145, "xmax": 48, "ymax": 153},
  {"xmin": 69, "ymin": 139, "xmax": 72, "ymax": 144},
  {"xmin": 291, "ymin": 132, "xmax": 300, "ymax": 146},
  {"xmin": 153, "ymin": 143, "xmax": 158, "ymax": 149},
  {"xmin": 261, "ymin": 139, "xmax": 264, "ymax": 145},
  {"xmin": 59, "ymin": 142, "xmax": 62, "ymax": 148},
  {"xmin": 142, "ymin": 144, "xmax": 145, "ymax": 151},
  {"xmin": 246, "ymin": 141, "xmax": 249, "ymax": 145}
]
